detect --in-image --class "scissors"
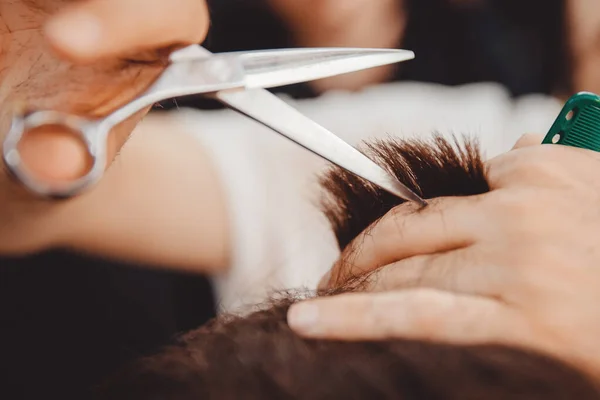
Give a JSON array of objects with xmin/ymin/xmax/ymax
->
[{"xmin": 2, "ymin": 45, "xmax": 427, "ymax": 206}]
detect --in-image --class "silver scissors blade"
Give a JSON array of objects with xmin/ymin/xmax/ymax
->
[
  {"xmin": 104, "ymin": 46, "xmax": 416, "ymax": 127},
  {"xmin": 169, "ymin": 46, "xmax": 415, "ymax": 91},
  {"xmin": 174, "ymin": 46, "xmax": 425, "ymax": 204},
  {"xmin": 237, "ymin": 47, "xmax": 415, "ymax": 89},
  {"xmin": 213, "ymin": 88, "xmax": 427, "ymax": 205}
]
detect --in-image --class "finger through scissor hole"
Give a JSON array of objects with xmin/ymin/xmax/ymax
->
[{"xmin": 17, "ymin": 124, "xmax": 94, "ymax": 183}]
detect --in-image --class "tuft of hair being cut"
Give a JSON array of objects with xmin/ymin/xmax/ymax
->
[{"xmin": 321, "ymin": 134, "xmax": 488, "ymax": 250}]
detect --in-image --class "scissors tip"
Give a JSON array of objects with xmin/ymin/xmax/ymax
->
[
  {"xmin": 258, "ymin": 47, "xmax": 416, "ymax": 63},
  {"xmin": 347, "ymin": 47, "xmax": 415, "ymax": 57},
  {"xmin": 333, "ymin": 47, "xmax": 415, "ymax": 65},
  {"xmin": 384, "ymin": 178, "xmax": 428, "ymax": 206},
  {"xmin": 241, "ymin": 47, "xmax": 416, "ymax": 89}
]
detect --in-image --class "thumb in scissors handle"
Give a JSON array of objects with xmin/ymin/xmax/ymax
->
[{"xmin": 2, "ymin": 109, "xmax": 106, "ymax": 198}]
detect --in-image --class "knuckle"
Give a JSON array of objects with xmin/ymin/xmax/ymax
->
[
  {"xmin": 376, "ymin": 262, "xmax": 417, "ymax": 291},
  {"xmin": 514, "ymin": 152, "xmax": 563, "ymax": 181},
  {"xmin": 506, "ymin": 242, "xmax": 566, "ymax": 295},
  {"xmin": 489, "ymin": 149, "xmax": 553, "ymax": 187},
  {"xmin": 379, "ymin": 204, "xmax": 416, "ymax": 240},
  {"xmin": 378, "ymin": 214, "xmax": 402, "ymax": 239},
  {"xmin": 514, "ymin": 133, "xmax": 543, "ymax": 149},
  {"xmin": 493, "ymin": 189, "xmax": 565, "ymax": 235},
  {"xmin": 388, "ymin": 202, "xmax": 419, "ymax": 221},
  {"xmin": 366, "ymin": 267, "xmax": 394, "ymax": 292},
  {"xmin": 491, "ymin": 189, "xmax": 537, "ymax": 221}
]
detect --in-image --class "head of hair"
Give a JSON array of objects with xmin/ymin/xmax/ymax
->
[{"xmin": 95, "ymin": 135, "xmax": 600, "ymax": 400}]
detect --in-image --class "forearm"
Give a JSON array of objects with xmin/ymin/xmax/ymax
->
[{"xmin": 1, "ymin": 114, "xmax": 231, "ymax": 274}]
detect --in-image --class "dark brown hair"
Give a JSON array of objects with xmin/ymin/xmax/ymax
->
[{"xmin": 95, "ymin": 135, "xmax": 600, "ymax": 399}]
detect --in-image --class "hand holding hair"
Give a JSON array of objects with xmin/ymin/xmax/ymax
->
[{"xmin": 289, "ymin": 133, "xmax": 600, "ymax": 379}]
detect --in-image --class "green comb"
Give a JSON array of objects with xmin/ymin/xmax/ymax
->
[{"xmin": 542, "ymin": 92, "xmax": 600, "ymax": 150}]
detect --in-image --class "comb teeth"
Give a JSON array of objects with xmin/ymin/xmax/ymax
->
[{"xmin": 564, "ymin": 104, "xmax": 600, "ymax": 151}]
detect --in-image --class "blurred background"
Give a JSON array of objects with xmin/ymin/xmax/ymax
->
[
  {"xmin": 3, "ymin": 0, "xmax": 600, "ymax": 398},
  {"xmin": 163, "ymin": 0, "xmax": 600, "ymax": 110}
]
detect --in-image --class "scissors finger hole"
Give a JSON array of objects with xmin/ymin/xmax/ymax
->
[{"xmin": 17, "ymin": 124, "xmax": 95, "ymax": 183}]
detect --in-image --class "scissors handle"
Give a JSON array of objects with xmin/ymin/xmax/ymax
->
[
  {"xmin": 542, "ymin": 92, "xmax": 600, "ymax": 150},
  {"xmin": 1, "ymin": 45, "xmax": 247, "ymax": 198},
  {"xmin": 2, "ymin": 110, "xmax": 107, "ymax": 198}
]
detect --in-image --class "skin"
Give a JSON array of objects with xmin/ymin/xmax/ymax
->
[
  {"xmin": 288, "ymin": 133, "xmax": 600, "ymax": 379},
  {"xmin": 0, "ymin": 0, "xmax": 230, "ymax": 272}
]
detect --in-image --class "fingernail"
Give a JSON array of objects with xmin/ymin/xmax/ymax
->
[
  {"xmin": 317, "ymin": 271, "xmax": 332, "ymax": 290},
  {"xmin": 288, "ymin": 303, "xmax": 320, "ymax": 334},
  {"xmin": 45, "ymin": 11, "xmax": 103, "ymax": 55}
]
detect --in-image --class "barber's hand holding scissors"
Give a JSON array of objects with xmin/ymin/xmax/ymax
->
[
  {"xmin": 289, "ymin": 133, "xmax": 600, "ymax": 378},
  {"xmin": 0, "ymin": 0, "xmax": 209, "ymax": 251},
  {"xmin": 1, "ymin": 0, "xmax": 208, "ymax": 184}
]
